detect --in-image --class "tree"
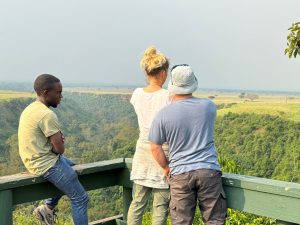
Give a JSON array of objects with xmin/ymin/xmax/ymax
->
[
  {"xmin": 245, "ymin": 93, "xmax": 259, "ymax": 101},
  {"xmin": 238, "ymin": 92, "xmax": 246, "ymax": 101},
  {"xmin": 285, "ymin": 22, "xmax": 300, "ymax": 58}
]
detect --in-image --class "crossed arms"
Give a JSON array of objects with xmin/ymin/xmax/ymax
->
[{"xmin": 50, "ymin": 131, "xmax": 65, "ymax": 155}]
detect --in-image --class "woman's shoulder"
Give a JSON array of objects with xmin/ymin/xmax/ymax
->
[
  {"xmin": 131, "ymin": 87, "xmax": 144, "ymax": 96},
  {"xmin": 133, "ymin": 88, "xmax": 168, "ymax": 96},
  {"xmin": 132, "ymin": 87, "xmax": 143, "ymax": 93},
  {"xmin": 160, "ymin": 88, "xmax": 169, "ymax": 94},
  {"xmin": 156, "ymin": 88, "xmax": 169, "ymax": 97}
]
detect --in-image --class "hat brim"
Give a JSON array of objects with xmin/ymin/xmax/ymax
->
[{"xmin": 167, "ymin": 78, "xmax": 198, "ymax": 95}]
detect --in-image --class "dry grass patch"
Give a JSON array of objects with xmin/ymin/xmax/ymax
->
[{"xmin": 0, "ymin": 91, "xmax": 34, "ymax": 100}]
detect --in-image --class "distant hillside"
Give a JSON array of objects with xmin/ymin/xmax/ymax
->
[
  {"xmin": 1, "ymin": 92, "xmax": 299, "ymax": 224},
  {"xmin": 0, "ymin": 92, "xmax": 299, "ymax": 182}
]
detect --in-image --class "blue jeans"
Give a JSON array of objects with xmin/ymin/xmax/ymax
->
[{"xmin": 43, "ymin": 155, "xmax": 89, "ymax": 225}]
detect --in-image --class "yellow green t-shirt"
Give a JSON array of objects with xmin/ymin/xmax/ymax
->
[{"xmin": 18, "ymin": 101, "xmax": 60, "ymax": 175}]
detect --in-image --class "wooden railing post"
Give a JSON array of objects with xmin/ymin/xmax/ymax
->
[
  {"xmin": 122, "ymin": 187, "xmax": 132, "ymax": 222},
  {"xmin": 0, "ymin": 189, "xmax": 13, "ymax": 225}
]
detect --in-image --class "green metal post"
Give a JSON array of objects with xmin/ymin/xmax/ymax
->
[
  {"xmin": 0, "ymin": 190, "xmax": 13, "ymax": 225},
  {"xmin": 122, "ymin": 187, "xmax": 132, "ymax": 222}
]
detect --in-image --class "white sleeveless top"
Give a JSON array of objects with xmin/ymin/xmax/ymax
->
[{"xmin": 130, "ymin": 88, "xmax": 169, "ymax": 188}]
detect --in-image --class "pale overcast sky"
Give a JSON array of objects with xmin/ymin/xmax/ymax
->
[{"xmin": 0, "ymin": 0, "xmax": 299, "ymax": 91}]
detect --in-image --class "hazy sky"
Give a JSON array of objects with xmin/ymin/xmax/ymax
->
[{"xmin": 0, "ymin": 0, "xmax": 300, "ymax": 91}]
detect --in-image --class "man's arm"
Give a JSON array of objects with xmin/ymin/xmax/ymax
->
[
  {"xmin": 151, "ymin": 143, "xmax": 170, "ymax": 177},
  {"xmin": 50, "ymin": 131, "xmax": 65, "ymax": 154}
]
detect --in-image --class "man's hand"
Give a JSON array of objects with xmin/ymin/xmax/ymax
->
[
  {"xmin": 151, "ymin": 143, "xmax": 169, "ymax": 175},
  {"xmin": 60, "ymin": 131, "xmax": 65, "ymax": 143},
  {"xmin": 163, "ymin": 166, "xmax": 170, "ymax": 177},
  {"xmin": 50, "ymin": 131, "xmax": 65, "ymax": 154}
]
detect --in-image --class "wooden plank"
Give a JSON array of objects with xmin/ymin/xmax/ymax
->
[
  {"xmin": 117, "ymin": 167, "xmax": 132, "ymax": 188},
  {"xmin": 224, "ymin": 185, "xmax": 300, "ymax": 223},
  {"xmin": 122, "ymin": 187, "xmax": 132, "ymax": 222},
  {"xmin": 0, "ymin": 190, "xmax": 13, "ymax": 225},
  {"xmin": 223, "ymin": 173, "xmax": 300, "ymax": 198},
  {"xmin": 276, "ymin": 221, "xmax": 298, "ymax": 225},
  {"xmin": 124, "ymin": 158, "xmax": 132, "ymax": 170},
  {"xmin": 12, "ymin": 169, "xmax": 121, "ymax": 205},
  {"xmin": 0, "ymin": 172, "xmax": 44, "ymax": 191},
  {"xmin": 74, "ymin": 158, "xmax": 124, "ymax": 175},
  {"xmin": 0, "ymin": 158, "xmax": 125, "ymax": 191},
  {"xmin": 118, "ymin": 158, "xmax": 132, "ymax": 188},
  {"xmin": 222, "ymin": 173, "xmax": 300, "ymax": 224},
  {"xmin": 89, "ymin": 214, "xmax": 122, "ymax": 225}
]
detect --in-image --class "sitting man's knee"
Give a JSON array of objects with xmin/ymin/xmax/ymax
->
[{"xmin": 82, "ymin": 192, "xmax": 89, "ymax": 205}]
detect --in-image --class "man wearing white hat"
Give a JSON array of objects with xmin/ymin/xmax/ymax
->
[{"xmin": 149, "ymin": 64, "xmax": 227, "ymax": 225}]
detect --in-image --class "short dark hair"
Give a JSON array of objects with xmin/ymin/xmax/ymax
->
[{"xmin": 34, "ymin": 74, "xmax": 60, "ymax": 96}]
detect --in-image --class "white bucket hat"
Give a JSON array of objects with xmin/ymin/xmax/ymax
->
[{"xmin": 168, "ymin": 64, "xmax": 198, "ymax": 94}]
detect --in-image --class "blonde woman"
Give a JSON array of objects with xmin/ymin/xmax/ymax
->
[{"xmin": 127, "ymin": 47, "xmax": 170, "ymax": 225}]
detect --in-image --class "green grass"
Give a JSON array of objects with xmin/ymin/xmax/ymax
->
[
  {"xmin": 193, "ymin": 93, "xmax": 300, "ymax": 122},
  {"xmin": 141, "ymin": 208, "xmax": 275, "ymax": 225},
  {"xmin": 13, "ymin": 199, "xmax": 74, "ymax": 225},
  {"xmin": 0, "ymin": 91, "xmax": 34, "ymax": 100},
  {"xmin": 216, "ymin": 102, "xmax": 300, "ymax": 122}
]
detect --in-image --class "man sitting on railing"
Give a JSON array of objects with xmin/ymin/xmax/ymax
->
[
  {"xmin": 18, "ymin": 74, "xmax": 89, "ymax": 225},
  {"xmin": 149, "ymin": 65, "xmax": 227, "ymax": 225}
]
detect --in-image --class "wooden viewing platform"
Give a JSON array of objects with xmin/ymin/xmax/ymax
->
[{"xmin": 0, "ymin": 158, "xmax": 299, "ymax": 225}]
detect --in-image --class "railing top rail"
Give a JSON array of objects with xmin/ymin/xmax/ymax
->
[
  {"xmin": 0, "ymin": 158, "xmax": 125, "ymax": 191},
  {"xmin": 223, "ymin": 173, "xmax": 300, "ymax": 199},
  {"xmin": 2, "ymin": 158, "xmax": 299, "ymax": 198},
  {"xmin": 0, "ymin": 158, "xmax": 300, "ymax": 224}
]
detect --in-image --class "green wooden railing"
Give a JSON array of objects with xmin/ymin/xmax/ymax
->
[{"xmin": 0, "ymin": 158, "xmax": 299, "ymax": 225}]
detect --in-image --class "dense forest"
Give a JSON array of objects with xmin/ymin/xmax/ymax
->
[{"xmin": 0, "ymin": 92, "xmax": 299, "ymax": 224}]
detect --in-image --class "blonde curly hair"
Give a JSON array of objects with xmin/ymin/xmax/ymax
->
[{"xmin": 140, "ymin": 47, "xmax": 169, "ymax": 76}]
